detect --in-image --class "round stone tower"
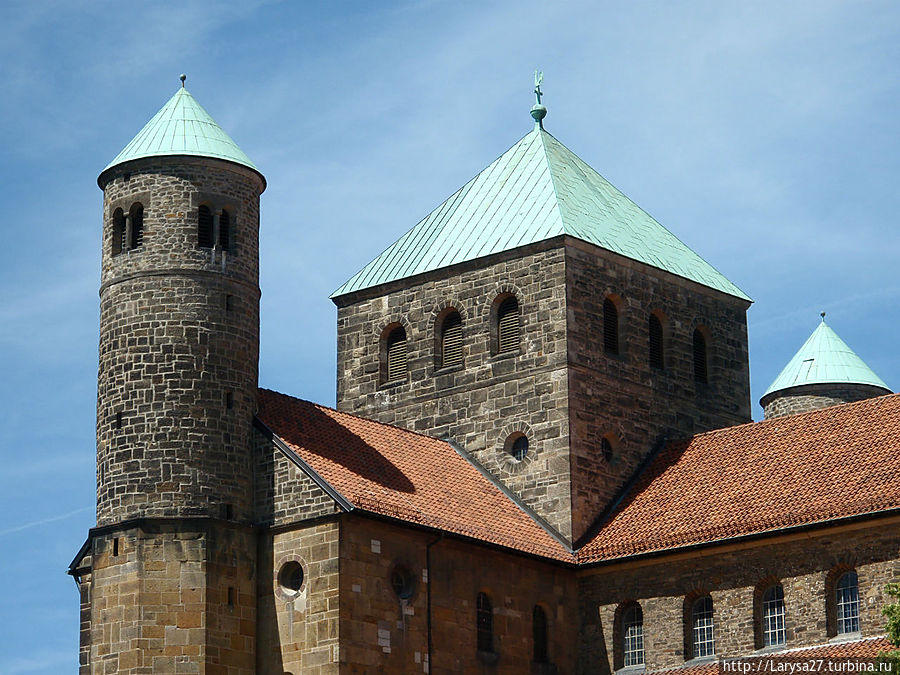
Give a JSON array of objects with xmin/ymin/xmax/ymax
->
[
  {"xmin": 95, "ymin": 78, "xmax": 266, "ymax": 525},
  {"xmin": 760, "ymin": 313, "xmax": 891, "ymax": 419}
]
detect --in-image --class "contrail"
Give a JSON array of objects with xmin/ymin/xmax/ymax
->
[{"xmin": 0, "ymin": 506, "xmax": 92, "ymax": 537}]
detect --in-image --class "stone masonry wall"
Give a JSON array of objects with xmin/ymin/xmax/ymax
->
[
  {"xmin": 97, "ymin": 158, "xmax": 263, "ymax": 524},
  {"xmin": 578, "ymin": 522, "xmax": 900, "ymax": 674},
  {"xmin": 761, "ymin": 384, "xmax": 892, "ymax": 419},
  {"xmin": 257, "ymin": 521, "xmax": 341, "ymax": 675},
  {"xmin": 334, "ymin": 243, "xmax": 572, "ymax": 539},
  {"xmin": 86, "ymin": 521, "xmax": 256, "ymax": 674},
  {"xmin": 339, "ymin": 515, "xmax": 577, "ymax": 675},
  {"xmin": 565, "ymin": 239, "xmax": 751, "ymax": 541}
]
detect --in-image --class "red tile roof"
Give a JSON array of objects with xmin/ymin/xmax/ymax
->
[
  {"xmin": 647, "ymin": 637, "xmax": 894, "ymax": 675},
  {"xmin": 256, "ymin": 389, "xmax": 573, "ymax": 561},
  {"xmin": 579, "ymin": 394, "xmax": 900, "ymax": 563}
]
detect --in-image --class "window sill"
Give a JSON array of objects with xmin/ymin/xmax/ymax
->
[
  {"xmin": 755, "ymin": 644, "xmax": 786, "ymax": 654},
  {"xmin": 530, "ymin": 661, "xmax": 558, "ymax": 675},
  {"xmin": 477, "ymin": 649, "xmax": 499, "ymax": 666},
  {"xmin": 490, "ymin": 349, "xmax": 521, "ymax": 361},
  {"xmin": 616, "ymin": 665, "xmax": 645, "ymax": 674},
  {"xmin": 684, "ymin": 655, "xmax": 717, "ymax": 665},
  {"xmin": 378, "ymin": 379, "xmax": 408, "ymax": 391},
  {"xmin": 829, "ymin": 632, "xmax": 862, "ymax": 643},
  {"xmin": 433, "ymin": 364, "xmax": 464, "ymax": 376}
]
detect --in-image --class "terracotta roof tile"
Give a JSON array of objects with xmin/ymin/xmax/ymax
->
[
  {"xmin": 579, "ymin": 394, "xmax": 900, "ymax": 563},
  {"xmin": 646, "ymin": 636, "xmax": 894, "ymax": 675},
  {"xmin": 256, "ymin": 389, "xmax": 573, "ymax": 561}
]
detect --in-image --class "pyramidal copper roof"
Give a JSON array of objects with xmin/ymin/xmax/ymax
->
[
  {"xmin": 102, "ymin": 83, "xmax": 260, "ymax": 178},
  {"xmin": 332, "ymin": 124, "xmax": 749, "ymax": 301},
  {"xmin": 763, "ymin": 317, "xmax": 891, "ymax": 398}
]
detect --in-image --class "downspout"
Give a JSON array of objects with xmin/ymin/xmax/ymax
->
[{"xmin": 426, "ymin": 532, "xmax": 444, "ymax": 674}]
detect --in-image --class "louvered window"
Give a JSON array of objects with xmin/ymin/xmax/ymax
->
[
  {"xmin": 693, "ymin": 329, "xmax": 708, "ymax": 384},
  {"xmin": 198, "ymin": 205, "xmax": 214, "ymax": 248},
  {"xmin": 649, "ymin": 314, "xmax": 664, "ymax": 369},
  {"xmin": 440, "ymin": 311, "xmax": 463, "ymax": 368},
  {"xmin": 533, "ymin": 605, "xmax": 549, "ymax": 663},
  {"xmin": 129, "ymin": 204, "xmax": 144, "ymax": 249},
  {"xmin": 496, "ymin": 296, "xmax": 519, "ymax": 354},
  {"xmin": 385, "ymin": 327, "xmax": 408, "ymax": 383},
  {"xmin": 476, "ymin": 592, "xmax": 493, "ymax": 653},
  {"xmin": 219, "ymin": 209, "xmax": 231, "ymax": 252},
  {"xmin": 112, "ymin": 209, "xmax": 125, "ymax": 256},
  {"xmin": 603, "ymin": 299, "xmax": 619, "ymax": 355}
]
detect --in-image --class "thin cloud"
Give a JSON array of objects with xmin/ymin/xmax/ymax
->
[{"xmin": 0, "ymin": 507, "xmax": 92, "ymax": 538}]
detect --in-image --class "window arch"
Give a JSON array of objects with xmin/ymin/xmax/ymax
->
[
  {"xmin": 383, "ymin": 325, "xmax": 408, "ymax": 384},
  {"xmin": 476, "ymin": 592, "xmax": 493, "ymax": 653},
  {"xmin": 618, "ymin": 603, "xmax": 644, "ymax": 668},
  {"xmin": 693, "ymin": 327, "xmax": 708, "ymax": 384},
  {"xmin": 533, "ymin": 604, "xmax": 549, "ymax": 663},
  {"xmin": 218, "ymin": 208, "xmax": 232, "ymax": 252},
  {"xmin": 494, "ymin": 295, "xmax": 520, "ymax": 355},
  {"xmin": 760, "ymin": 584, "xmax": 786, "ymax": 647},
  {"xmin": 649, "ymin": 313, "xmax": 664, "ymax": 370},
  {"xmin": 198, "ymin": 204, "xmax": 214, "ymax": 248},
  {"xmin": 504, "ymin": 432, "xmax": 529, "ymax": 461},
  {"xmin": 835, "ymin": 571, "xmax": 860, "ymax": 635},
  {"xmin": 604, "ymin": 297, "xmax": 619, "ymax": 355},
  {"xmin": 112, "ymin": 208, "xmax": 125, "ymax": 256},
  {"xmin": 438, "ymin": 310, "xmax": 463, "ymax": 369},
  {"xmin": 129, "ymin": 203, "xmax": 144, "ymax": 249},
  {"xmin": 690, "ymin": 595, "xmax": 715, "ymax": 658}
]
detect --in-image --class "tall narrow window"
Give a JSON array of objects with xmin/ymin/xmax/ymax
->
[
  {"xmin": 649, "ymin": 314, "xmax": 664, "ymax": 370},
  {"xmin": 692, "ymin": 595, "xmax": 715, "ymax": 658},
  {"xmin": 440, "ymin": 311, "xmax": 463, "ymax": 369},
  {"xmin": 533, "ymin": 605, "xmax": 549, "ymax": 663},
  {"xmin": 112, "ymin": 208, "xmax": 125, "ymax": 256},
  {"xmin": 198, "ymin": 205, "xmax": 214, "ymax": 248},
  {"xmin": 496, "ymin": 296, "xmax": 519, "ymax": 354},
  {"xmin": 129, "ymin": 203, "xmax": 144, "ymax": 249},
  {"xmin": 693, "ymin": 328, "xmax": 708, "ymax": 384},
  {"xmin": 836, "ymin": 572, "xmax": 860, "ymax": 635},
  {"xmin": 477, "ymin": 592, "xmax": 493, "ymax": 653},
  {"xmin": 385, "ymin": 326, "xmax": 408, "ymax": 383},
  {"xmin": 762, "ymin": 585, "xmax": 786, "ymax": 647},
  {"xmin": 622, "ymin": 604, "xmax": 644, "ymax": 667},
  {"xmin": 219, "ymin": 209, "xmax": 231, "ymax": 252},
  {"xmin": 604, "ymin": 298, "xmax": 619, "ymax": 355}
]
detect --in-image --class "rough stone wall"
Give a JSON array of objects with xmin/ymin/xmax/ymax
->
[
  {"xmin": 86, "ymin": 521, "xmax": 256, "ymax": 674},
  {"xmin": 564, "ymin": 239, "xmax": 752, "ymax": 541},
  {"xmin": 257, "ymin": 521, "xmax": 341, "ymax": 675},
  {"xmin": 578, "ymin": 523, "xmax": 900, "ymax": 674},
  {"xmin": 761, "ymin": 384, "xmax": 891, "ymax": 419},
  {"xmin": 96, "ymin": 158, "xmax": 263, "ymax": 525},
  {"xmin": 334, "ymin": 243, "xmax": 572, "ymax": 539},
  {"xmin": 339, "ymin": 515, "xmax": 577, "ymax": 675},
  {"xmin": 252, "ymin": 427, "xmax": 341, "ymax": 527}
]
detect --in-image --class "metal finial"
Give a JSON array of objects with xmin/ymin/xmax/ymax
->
[
  {"xmin": 530, "ymin": 70, "xmax": 547, "ymax": 128},
  {"xmin": 821, "ymin": 311, "xmax": 826, "ymax": 321},
  {"xmin": 180, "ymin": 74, "xmax": 187, "ymax": 88}
]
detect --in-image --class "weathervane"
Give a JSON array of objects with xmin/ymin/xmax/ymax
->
[{"xmin": 531, "ymin": 70, "xmax": 548, "ymax": 128}]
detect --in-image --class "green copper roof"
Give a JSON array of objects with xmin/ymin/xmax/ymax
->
[
  {"xmin": 332, "ymin": 125, "xmax": 749, "ymax": 300},
  {"xmin": 763, "ymin": 317, "xmax": 891, "ymax": 398},
  {"xmin": 103, "ymin": 85, "xmax": 259, "ymax": 175}
]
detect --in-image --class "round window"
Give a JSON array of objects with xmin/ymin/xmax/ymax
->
[
  {"xmin": 278, "ymin": 561, "xmax": 305, "ymax": 596},
  {"xmin": 390, "ymin": 565, "xmax": 416, "ymax": 600},
  {"xmin": 505, "ymin": 433, "xmax": 529, "ymax": 461}
]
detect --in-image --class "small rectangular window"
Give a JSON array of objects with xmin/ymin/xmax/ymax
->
[
  {"xmin": 226, "ymin": 392, "xmax": 234, "ymax": 410},
  {"xmin": 113, "ymin": 537, "xmax": 119, "ymax": 557},
  {"xmin": 228, "ymin": 586, "xmax": 235, "ymax": 608}
]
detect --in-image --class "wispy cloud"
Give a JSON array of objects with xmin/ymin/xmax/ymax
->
[{"xmin": 0, "ymin": 507, "xmax": 92, "ymax": 538}]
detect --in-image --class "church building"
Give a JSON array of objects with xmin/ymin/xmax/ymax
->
[{"xmin": 69, "ymin": 77, "xmax": 899, "ymax": 674}]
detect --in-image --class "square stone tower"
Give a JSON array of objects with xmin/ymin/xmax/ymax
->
[{"xmin": 332, "ymin": 110, "xmax": 752, "ymax": 543}]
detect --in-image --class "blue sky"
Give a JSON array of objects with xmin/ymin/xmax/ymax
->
[{"xmin": 1, "ymin": 1, "xmax": 898, "ymax": 671}]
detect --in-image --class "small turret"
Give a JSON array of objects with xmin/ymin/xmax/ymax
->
[{"xmin": 760, "ymin": 313, "xmax": 891, "ymax": 419}]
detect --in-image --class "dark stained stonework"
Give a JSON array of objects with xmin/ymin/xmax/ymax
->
[{"xmin": 761, "ymin": 383, "xmax": 891, "ymax": 419}]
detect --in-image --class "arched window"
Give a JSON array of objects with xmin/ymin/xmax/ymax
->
[
  {"xmin": 198, "ymin": 205, "xmax": 214, "ymax": 248},
  {"xmin": 112, "ymin": 208, "xmax": 125, "ymax": 256},
  {"xmin": 836, "ymin": 571, "xmax": 859, "ymax": 635},
  {"xmin": 649, "ymin": 313, "xmax": 664, "ymax": 370},
  {"xmin": 495, "ymin": 296, "xmax": 520, "ymax": 354},
  {"xmin": 533, "ymin": 605, "xmax": 549, "ymax": 663},
  {"xmin": 601, "ymin": 435, "xmax": 615, "ymax": 462},
  {"xmin": 693, "ymin": 328, "xmax": 708, "ymax": 384},
  {"xmin": 761, "ymin": 585, "xmax": 786, "ymax": 647},
  {"xmin": 129, "ymin": 203, "xmax": 144, "ymax": 249},
  {"xmin": 621, "ymin": 603, "xmax": 644, "ymax": 667},
  {"xmin": 384, "ymin": 326, "xmax": 408, "ymax": 384},
  {"xmin": 476, "ymin": 592, "xmax": 493, "ymax": 653},
  {"xmin": 604, "ymin": 298, "xmax": 619, "ymax": 355},
  {"xmin": 218, "ymin": 208, "xmax": 231, "ymax": 252},
  {"xmin": 691, "ymin": 595, "xmax": 715, "ymax": 658},
  {"xmin": 505, "ymin": 433, "xmax": 529, "ymax": 461},
  {"xmin": 439, "ymin": 311, "xmax": 463, "ymax": 369}
]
